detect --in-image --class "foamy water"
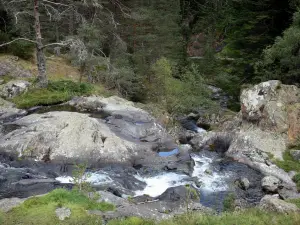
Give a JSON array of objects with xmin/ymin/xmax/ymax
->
[
  {"xmin": 191, "ymin": 154, "xmax": 228, "ymax": 191},
  {"xmin": 55, "ymin": 172, "xmax": 112, "ymax": 185},
  {"xmin": 56, "ymin": 153, "xmax": 229, "ymax": 197},
  {"xmin": 134, "ymin": 172, "xmax": 191, "ymax": 197}
]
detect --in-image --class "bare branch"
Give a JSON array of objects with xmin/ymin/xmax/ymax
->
[
  {"xmin": 0, "ymin": 38, "xmax": 37, "ymax": 48},
  {"xmin": 14, "ymin": 11, "xmax": 32, "ymax": 24},
  {"xmin": 42, "ymin": 41, "xmax": 69, "ymax": 49},
  {"xmin": 41, "ymin": 0, "xmax": 69, "ymax": 7}
]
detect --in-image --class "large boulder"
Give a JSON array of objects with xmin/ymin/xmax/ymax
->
[
  {"xmin": 259, "ymin": 195, "xmax": 299, "ymax": 213},
  {"xmin": 287, "ymin": 103, "xmax": 300, "ymax": 146},
  {"xmin": 0, "ymin": 80, "xmax": 31, "ymax": 99},
  {"xmin": 68, "ymin": 96, "xmax": 171, "ymax": 145},
  {"xmin": 241, "ymin": 80, "xmax": 299, "ymax": 133},
  {"xmin": 0, "ymin": 111, "xmax": 152, "ymax": 165},
  {"xmin": 261, "ymin": 176, "xmax": 280, "ymax": 193}
]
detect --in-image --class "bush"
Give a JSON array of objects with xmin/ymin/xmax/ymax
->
[
  {"xmin": 255, "ymin": 10, "xmax": 300, "ymax": 84},
  {"xmin": 149, "ymin": 58, "xmax": 215, "ymax": 114},
  {"xmin": 7, "ymin": 40, "xmax": 35, "ymax": 60}
]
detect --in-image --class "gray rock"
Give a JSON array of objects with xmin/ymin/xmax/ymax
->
[
  {"xmin": 259, "ymin": 195, "xmax": 299, "ymax": 213},
  {"xmin": 239, "ymin": 178, "xmax": 250, "ymax": 190},
  {"xmin": 240, "ymin": 80, "xmax": 299, "ymax": 132},
  {"xmin": 0, "ymin": 79, "xmax": 4, "ymax": 85},
  {"xmin": 96, "ymin": 191, "xmax": 128, "ymax": 206},
  {"xmin": 0, "ymin": 59, "xmax": 32, "ymax": 78},
  {"xmin": 290, "ymin": 150, "xmax": 300, "ymax": 161},
  {"xmin": 0, "ymin": 80, "xmax": 31, "ymax": 98},
  {"xmin": 178, "ymin": 144, "xmax": 192, "ymax": 155},
  {"xmin": 288, "ymin": 171, "xmax": 297, "ymax": 179},
  {"xmin": 0, "ymin": 97, "xmax": 26, "ymax": 124},
  {"xmin": 0, "ymin": 197, "xmax": 25, "ymax": 212},
  {"xmin": 0, "ymin": 111, "xmax": 147, "ymax": 165},
  {"xmin": 262, "ymin": 176, "xmax": 280, "ymax": 193},
  {"xmin": 55, "ymin": 207, "xmax": 71, "ymax": 220}
]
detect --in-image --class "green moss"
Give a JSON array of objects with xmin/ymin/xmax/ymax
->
[
  {"xmin": 12, "ymin": 80, "xmax": 94, "ymax": 109},
  {"xmin": 292, "ymin": 173, "xmax": 300, "ymax": 191},
  {"xmin": 223, "ymin": 193, "xmax": 235, "ymax": 212},
  {"xmin": 2, "ymin": 188, "xmax": 114, "ymax": 225},
  {"xmin": 273, "ymin": 150, "xmax": 300, "ymax": 172},
  {"xmin": 288, "ymin": 198, "xmax": 300, "ymax": 209}
]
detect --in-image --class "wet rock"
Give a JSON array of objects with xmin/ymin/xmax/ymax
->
[
  {"xmin": 290, "ymin": 150, "xmax": 300, "ymax": 161},
  {"xmin": 262, "ymin": 176, "xmax": 280, "ymax": 193},
  {"xmin": 237, "ymin": 178, "xmax": 250, "ymax": 190},
  {"xmin": 178, "ymin": 130, "xmax": 196, "ymax": 144},
  {"xmin": 96, "ymin": 191, "xmax": 128, "ymax": 206},
  {"xmin": 186, "ymin": 113, "xmax": 200, "ymax": 121},
  {"xmin": 204, "ymin": 169, "xmax": 212, "ymax": 175},
  {"xmin": 157, "ymin": 185, "xmax": 198, "ymax": 203},
  {"xmin": 207, "ymin": 85, "xmax": 230, "ymax": 108},
  {"xmin": 55, "ymin": 207, "xmax": 71, "ymax": 220},
  {"xmin": 0, "ymin": 97, "xmax": 26, "ymax": 123},
  {"xmin": 259, "ymin": 195, "xmax": 299, "ymax": 213},
  {"xmin": 226, "ymin": 134, "xmax": 295, "ymax": 186},
  {"xmin": 178, "ymin": 144, "xmax": 192, "ymax": 155},
  {"xmin": 0, "ymin": 80, "xmax": 31, "ymax": 99}
]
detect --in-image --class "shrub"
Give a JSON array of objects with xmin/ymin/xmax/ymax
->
[
  {"xmin": 255, "ymin": 10, "xmax": 300, "ymax": 84},
  {"xmin": 7, "ymin": 40, "xmax": 35, "ymax": 60}
]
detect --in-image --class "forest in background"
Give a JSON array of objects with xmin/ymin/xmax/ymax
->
[{"xmin": 1, "ymin": 0, "xmax": 300, "ymax": 114}]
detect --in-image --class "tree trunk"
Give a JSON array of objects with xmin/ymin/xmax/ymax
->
[{"xmin": 34, "ymin": 0, "xmax": 48, "ymax": 87}]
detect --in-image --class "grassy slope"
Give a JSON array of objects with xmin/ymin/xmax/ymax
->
[
  {"xmin": 1, "ymin": 190, "xmax": 300, "ymax": 225},
  {"xmin": 1, "ymin": 189, "xmax": 114, "ymax": 225},
  {"xmin": 107, "ymin": 209, "xmax": 300, "ymax": 225},
  {"xmin": 0, "ymin": 54, "xmax": 113, "ymax": 108}
]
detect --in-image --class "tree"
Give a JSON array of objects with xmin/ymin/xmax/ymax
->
[{"xmin": 0, "ymin": 0, "xmax": 129, "ymax": 87}]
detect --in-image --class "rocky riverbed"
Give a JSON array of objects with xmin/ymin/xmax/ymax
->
[{"xmin": 0, "ymin": 80, "xmax": 300, "ymax": 219}]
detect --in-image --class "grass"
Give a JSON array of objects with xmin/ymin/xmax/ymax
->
[
  {"xmin": 11, "ymin": 80, "xmax": 112, "ymax": 109},
  {"xmin": 107, "ymin": 209, "xmax": 300, "ymax": 225},
  {"xmin": 272, "ymin": 150, "xmax": 300, "ymax": 173},
  {"xmin": 288, "ymin": 198, "xmax": 300, "ymax": 208},
  {"xmin": 1, "ymin": 188, "xmax": 114, "ymax": 225}
]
